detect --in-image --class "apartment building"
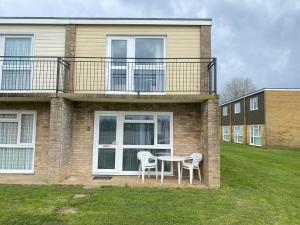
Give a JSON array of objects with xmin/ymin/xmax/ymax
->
[
  {"xmin": 220, "ymin": 89, "xmax": 300, "ymax": 148},
  {"xmin": 0, "ymin": 17, "xmax": 219, "ymax": 188}
]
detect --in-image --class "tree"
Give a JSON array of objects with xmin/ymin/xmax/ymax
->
[{"xmin": 221, "ymin": 77, "xmax": 256, "ymax": 103}]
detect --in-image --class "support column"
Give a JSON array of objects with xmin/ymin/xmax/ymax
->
[
  {"xmin": 48, "ymin": 98, "xmax": 73, "ymax": 183},
  {"xmin": 64, "ymin": 25, "xmax": 76, "ymax": 92},
  {"xmin": 201, "ymin": 98, "xmax": 220, "ymax": 188}
]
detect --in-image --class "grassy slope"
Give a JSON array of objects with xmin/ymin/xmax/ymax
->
[{"xmin": 0, "ymin": 142, "xmax": 299, "ymax": 225}]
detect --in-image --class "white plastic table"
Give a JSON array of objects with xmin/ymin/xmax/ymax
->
[{"xmin": 157, "ymin": 155, "xmax": 186, "ymax": 184}]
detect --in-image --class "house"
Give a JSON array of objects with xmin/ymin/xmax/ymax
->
[
  {"xmin": 220, "ymin": 88, "xmax": 300, "ymax": 148},
  {"xmin": 0, "ymin": 17, "xmax": 220, "ymax": 188}
]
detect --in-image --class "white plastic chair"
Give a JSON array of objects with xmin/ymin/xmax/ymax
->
[
  {"xmin": 137, "ymin": 151, "xmax": 158, "ymax": 183},
  {"xmin": 181, "ymin": 153, "xmax": 203, "ymax": 184}
]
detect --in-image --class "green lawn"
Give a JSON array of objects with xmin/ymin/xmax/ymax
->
[{"xmin": 0, "ymin": 142, "xmax": 299, "ymax": 225}]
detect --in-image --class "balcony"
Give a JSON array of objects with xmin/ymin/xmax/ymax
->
[{"xmin": 0, "ymin": 56, "xmax": 216, "ymax": 101}]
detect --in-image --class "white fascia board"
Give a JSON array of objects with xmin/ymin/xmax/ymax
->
[{"xmin": 0, "ymin": 18, "xmax": 212, "ymax": 26}]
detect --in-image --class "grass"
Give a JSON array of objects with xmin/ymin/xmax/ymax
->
[{"xmin": 0, "ymin": 142, "xmax": 299, "ymax": 225}]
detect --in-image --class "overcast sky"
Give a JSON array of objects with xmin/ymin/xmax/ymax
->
[{"xmin": 0, "ymin": 0, "xmax": 299, "ymax": 92}]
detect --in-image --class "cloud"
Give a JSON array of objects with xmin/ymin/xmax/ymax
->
[{"xmin": 0, "ymin": 0, "xmax": 299, "ymax": 91}]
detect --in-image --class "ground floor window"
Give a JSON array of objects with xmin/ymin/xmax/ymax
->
[
  {"xmin": 234, "ymin": 126, "xmax": 243, "ymax": 144},
  {"xmin": 94, "ymin": 111, "xmax": 173, "ymax": 175},
  {"xmin": 223, "ymin": 126, "xmax": 230, "ymax": 141},
  {"xmin": 0, "ymin": 111, "xmax": 36, "ymax": 173},
  {"xmin": 250, "ymin": 125, "xmax": 262, "ymax": 146}
]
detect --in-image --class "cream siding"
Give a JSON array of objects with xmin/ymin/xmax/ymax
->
[
  {"xmin": 0, "ymin": 25, "xmax": 65, "ymax": 91},
  {"xmin": 74, "ymin": 25, "xmax": 203, "ymax": 94}
]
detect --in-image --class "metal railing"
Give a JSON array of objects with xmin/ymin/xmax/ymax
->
[
  {"xmin": 0, "ymin": 56, "xmax": 69, "ymax": 92},
  {"xmin": 0, "ymin": 56, "xmax": 217, "ymax": 94},
  {"xmin": 62, "ymin": 57, "xmax": 217, "ymax": 94}
]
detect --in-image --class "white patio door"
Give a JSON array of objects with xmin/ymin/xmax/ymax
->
[{"xmin": 93, "ymin": 112, "xmax": 123, "ymax": 174}]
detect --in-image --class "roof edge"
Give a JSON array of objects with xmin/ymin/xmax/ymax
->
[
  {"xmin": 0, "ymin": 17, "xmax": 212, "ymax": 26},
  {"xmin": 220, "ymin": 88, "xmax": 300, "ymax": 106}
]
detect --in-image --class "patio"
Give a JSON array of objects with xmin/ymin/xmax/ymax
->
[{"xmin": 63, "ymin": 175, "xmax": 208, "ymax": 189}]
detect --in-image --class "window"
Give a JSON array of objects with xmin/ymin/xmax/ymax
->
[
  {"xmin": 223, "ymin": 126, "xmax": 230, "ymax": 141},
  {"xmin": 234, "ymin": 126, "xmax": 243, "ymax": 143},
  {"xmin": 122, "ymin": 113, "xmax": 171, "ymax": 172},
  {"xmin": 0, "ymin": 36, "xmax": 33, "ymax": 90},
  {"xmin": 250, "ymin": 97, "xmax": 258, "ymax": 111},
  {"xmin": 223, "ymin": 106, "xmax": 228, "ymax": 116},
  {"xmin": 108, "ymin": 36, "xmax": 165, "ymax": 92},
  {"xmin": 0, "ymin": 111, "xmax": 36, "ymax": 173},
  {"xmin": 234, "ymin": 102, "xmax": 241, "ymax": 114},
  {"xmin": 250, "ymin": 125, "xmax": 262, "ymax": 146}
]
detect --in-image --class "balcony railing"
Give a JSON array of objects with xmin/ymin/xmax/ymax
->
[
  {"xmin": 0, "ymin": 57, "xmax": 216, "ymax": 94},
  {"xmin": 0, "ymin": 56, "xmax": 69, "ymax": 92}
]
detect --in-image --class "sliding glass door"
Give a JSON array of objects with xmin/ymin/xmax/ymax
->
[{"xmin": 93, "ymin": 112, "xmax": 173, "ymax": 175}]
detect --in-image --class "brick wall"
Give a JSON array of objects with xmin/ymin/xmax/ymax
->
[
  {"xmin": 48, "ymin": 98, "xmax": 73, "ymax": 183},
  {"xmin": 71, "ymin": 102, "xmax": 205, "ymax": 176},
  {"xmin": 265, "ymin": 91, "xmax": 300, "ymax": 148}
]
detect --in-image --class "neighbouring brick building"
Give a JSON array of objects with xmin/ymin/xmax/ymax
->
[
  {"xmin": 220, "ymin": 88, "xmax": 300, "ymax": 148},
  {"xmin": 0, "ymin": 17, "xmax": 219, "ymax": 188}
]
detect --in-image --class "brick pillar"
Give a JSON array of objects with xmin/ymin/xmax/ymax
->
[
  {"xmin": 64, "ymin": 25, "xmax": 76, "ymax": 92},
  {"xmin": 48, "ymin": 98, "xmax": 73, "ymax": 183},
  {"xmin": 201, "ymin": 98, "xmax": 220, "ymax": 188},
  {"xmin": 200, "ymin": 25, "xmax": 211, "ymax": 92}
]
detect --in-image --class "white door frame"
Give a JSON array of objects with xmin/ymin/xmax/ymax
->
[{"xmin": 93, "ymin": 111, "xmax": 173, "ymax": 175}]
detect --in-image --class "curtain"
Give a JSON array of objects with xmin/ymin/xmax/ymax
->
[
  {"xmin": 157, "ymin": 115, "xmax": 170, "ymax": 144},
  {"xmin": 0, "ymin": 148, "xmax": 33, "ymax": 170},
  {"xmin": 20, "ymin": 114, "xmax": 34, "ymax": 143},
  {"xmin": 123, "ymin": 123, "xmax": 154, "ymax": 145},
  {"xmin": 2, "ymin": 37, "xmax": 32, "ymax": 90},
  {"xmin": 0, "ymin": 122, "xmax": 18, "ymax": 144}
]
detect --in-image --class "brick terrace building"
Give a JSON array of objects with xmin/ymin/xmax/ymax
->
[
  {"xmin": 220, "ymin": 89, "xmax": 300, "ymax": 148},
  {"xmin": 0, "ymin": 17, "xmax": 220, "ymax": 188}
]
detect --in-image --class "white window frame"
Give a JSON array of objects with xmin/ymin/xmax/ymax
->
[
  {"xmin": 106, "ymin": 36, "xmax": 167, "ymax": 95},
  {"xmin": 0, "ymin": 35, "xmax": 34, "ymax": 93},
  {"xmin": 0, "ymin": 110, "xmax": 36, "ymax": 174},
  {"xmin": 223, "ymin": 126, "xmax": 230, "ymax": 141},
  {"xmin": 250, "ymin": 125, "xmax": 262, "ymax": 147},
  {"xmin": 234, "ymin": 102, "xmax": 241, "ymax": 114},
  {"xmin": 233, "ymin": 125, "xmax": 243, "ymax": 144},
  {"xmin": 250, "ymin": 97, "xmax": 258, "ymax": 111},
  {"xmin": 93, "ymin": 111, "xmax": 173, "ymax": 176},
  {"xmin": 223, "ymin": 106, "xmax": 228, "ymax": 116}
]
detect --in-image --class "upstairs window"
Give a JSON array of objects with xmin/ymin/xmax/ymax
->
[
  {"xmin": 250, "ymin": 97, "xmax": 258, "ymax": 111},
  {"xmin": 0, "ymin": 36, "xmax": 33, "ymax": 90},
  {"xmin": 234, "ymin": 102, "xmax": 241, "ymax": 114},
  {"xmin": 222, "ymin": 106, "xmax": 228, "ymax": 116},
  {"xmin": 107, "ymin": 36, "xmax": 165, "ymax": 93}
]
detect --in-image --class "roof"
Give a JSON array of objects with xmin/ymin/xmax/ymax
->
[
  {"xmin": 0, "ymin": 17, "xmax": 212, "ymax": 26},
  {"xmin": 220, "ymin": 88, "xmax": 300, "ymax": 106}
]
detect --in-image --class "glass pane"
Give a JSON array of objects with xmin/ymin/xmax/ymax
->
[
  {"xmin": 99, "ymin": 116, "xmax": 116, "ymax": 145},
  {"xmin": 125, "ymin": 115, "xmax": 154, "ymax": 120},
  {"xmin": 122, "ymin": 148, "xmax": 171, "ymax": 171},
  {"xmin": 111, "ymin": 69, "xmax": 126, "ymax": 91},
  {"xmin": 0, "ymin": 114, "xmax": 17, "ymax": 119},
  {"xmin": 157, "ymin": 115, "xmax": 170, "ymax": 144},
  {"xmin": 20, "ymin": 114, "xmax": 34, "ymax": 143},
  {"xmin": 1, "ymin": 69, "xmax": 31, "ymax": 90},
  {"xmin": 4, "ymin": 37, "xmax": 32, "ymax": 65},
  {"xmin": 124, "ymin": 123, "xmax": 154, "ymax": 145},
  {"xmin": 111, "ymin": 40, "xmax": 127, "ymax": 65},
  {"xmin": 0, "ymin": 122, "xmax": 18, "ymax": 144},
  {"xmin": 135, "ymin": 38, "xmax": 164, "ymax": 63},
  {"xmin": 0, "ymin": 147, "xmax": 33, "ymax": 170},
  {"xmin": 134, "ymin": 69, "xmax": 164, "ymax": 92},
  {"xmin": 98, "ymin": 148, "xmax": 115, "ymax": 169}
]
